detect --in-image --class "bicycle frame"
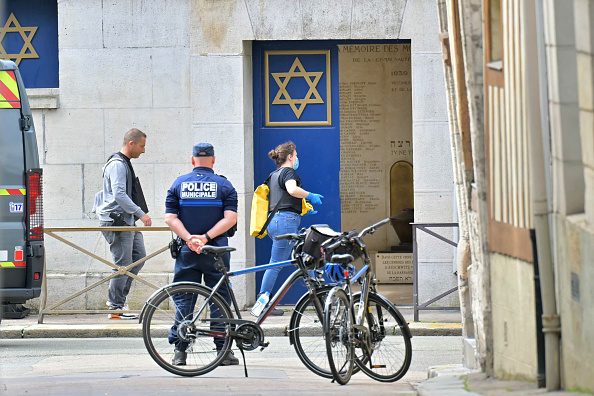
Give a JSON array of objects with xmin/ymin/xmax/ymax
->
[
  {"xmin": 341, "ymin": 240, "xmax": 375, "ymax": 329},
  {"xmin": 186, "ymin": 256, "xmax": 325, "ymax": 329},
  {"xmin": 350, "ymin": 262, "xmax": 372, "ymax": 327}
]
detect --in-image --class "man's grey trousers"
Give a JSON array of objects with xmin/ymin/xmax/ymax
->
[{"xmin": 101, "ymin": 222, "xmax": 146, "ymax": 309}]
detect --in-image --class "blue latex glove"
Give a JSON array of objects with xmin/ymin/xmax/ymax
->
[
  {"xmin": 306, "ymin": 192, "xmax": 324, "ymax": 205},
  {"xmin": 304, "ymin": 208, "xmax": 317, "ymax": 216}
]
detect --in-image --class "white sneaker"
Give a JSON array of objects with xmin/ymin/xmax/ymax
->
[{"xmin": 107, "ymin": 304, "xmax": 138, "ymax": 320}]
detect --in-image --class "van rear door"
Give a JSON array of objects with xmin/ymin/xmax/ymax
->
[
  {"xmin": 0, "ymin": 61, "xmax": 43, "ymax": 302},
  {"xmin": 0, "ymin": 69, "xmax": 27, "ymax": 287}
]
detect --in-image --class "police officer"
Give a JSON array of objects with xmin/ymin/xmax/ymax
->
[{"xmin": 164, "ymin": 143, "xmax": 239, "ymax": 366}]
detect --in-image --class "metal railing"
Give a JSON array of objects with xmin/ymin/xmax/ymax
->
[
  {"xmin": 412, "ymin": 222, "xmax": 460, "ymax": 322},
  {"xmin": 38, "ymin": 226, "xmax": 170, "ymax": 323}
]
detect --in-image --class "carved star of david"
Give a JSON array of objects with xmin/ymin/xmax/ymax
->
[
  {"xmin": 0, "ymin": 13, "xmax": 39, "ymax": 66},
  {"xmin": 271, "ymin": 57, "xmax": 324, "ymax": 119}
]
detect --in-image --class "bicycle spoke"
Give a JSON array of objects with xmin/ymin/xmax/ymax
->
[
  {"xmin": 142, "ymin": 284, "xmax": 231, "ymax": 377},
  {"xmin": 353, "ymin": 293, "xmax": 412, "ymax": 382},
  {"xmin": 290, "ymin": 288, "xmax": 334, "ymax": 378}
]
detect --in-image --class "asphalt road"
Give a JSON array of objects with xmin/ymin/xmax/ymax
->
[{"xmin": 0, "ymin": 336, "xmax": 462, "ymax": 395}]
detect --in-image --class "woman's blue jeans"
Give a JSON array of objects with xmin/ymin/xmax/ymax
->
[{"xmin": 259, "ymin": 211, "xmax": 301, "ymax": 295}]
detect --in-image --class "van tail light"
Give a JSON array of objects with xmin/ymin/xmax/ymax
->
[
  {"xmin": 26, "ymin": 168, "xmax": 44, "ymax": 241},
  {"xmin": 15, "ymin": 247, "xmax": 24, "ymax": 261}
]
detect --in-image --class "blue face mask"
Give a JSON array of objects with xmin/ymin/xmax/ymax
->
[{"xmin": 293, "ymin": 157, "xmax": 299, "ymax": 170}]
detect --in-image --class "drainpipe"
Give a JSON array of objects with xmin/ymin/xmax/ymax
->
[{"xmin": 524, "ymin": 0, "xmax": 561, "ymax": 390}]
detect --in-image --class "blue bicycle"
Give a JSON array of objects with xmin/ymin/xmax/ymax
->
[{"xmin": 140, "ymin": 225, "xmax": 338, "ymax": 377}]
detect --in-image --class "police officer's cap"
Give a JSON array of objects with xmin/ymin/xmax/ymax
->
[{"xmin": 193, "ymin": 143, "xmax": 214, "ymax": 157}]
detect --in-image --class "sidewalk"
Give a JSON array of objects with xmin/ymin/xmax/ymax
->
[
  {"xmin": 0, "ymin": 306, "xmax": 462, "ymax": 338},
  {"xmin": 417, "ymin": 365, "xmax": 580, "ymax": 396},
  {"xmin": 2, "ymin": 308, "xmax": 580, "ymax": 395}
]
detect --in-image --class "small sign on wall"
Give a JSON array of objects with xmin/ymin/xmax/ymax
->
[{"xmin": 375, "ymin": 253, "xmax": 413, "ymax": 284}]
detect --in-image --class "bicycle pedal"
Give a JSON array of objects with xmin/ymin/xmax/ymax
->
[
  {"xmin": 371, "ymin": 365, "xmax": 387, "ymax": 368},
  {"xmin": 259, "ymin": 342, "xmax": 270, "ymax": 351}
]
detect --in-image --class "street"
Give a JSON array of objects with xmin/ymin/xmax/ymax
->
[{"xmin": 0, "ymin": 336, "xmax": 462, "ymax": 395}]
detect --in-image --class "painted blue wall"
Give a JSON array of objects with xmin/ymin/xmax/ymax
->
[{"xmin": 2, "ymin": 1, "xmax": 58, "ymax": 88}]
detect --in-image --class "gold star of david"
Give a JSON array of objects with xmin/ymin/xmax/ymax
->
[
  {"xmin": 0, "ymin": 13, "xmax": 39, "ymax": 66},
  {"xmin": 271, "ymin": 57, "xmax": 324, "ymax": 119}
]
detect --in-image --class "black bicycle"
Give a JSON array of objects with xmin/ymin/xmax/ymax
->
[
  {"xmin": 140, "ymin": 225, "xmax": 340, "ymax": 378},
  {"xmin": 322, "ymin": 219, "xmax": 413, "ymax": 384}
]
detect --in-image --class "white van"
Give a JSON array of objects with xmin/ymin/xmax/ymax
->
[{"xmin": 0, "ymin": 59, "xmax": 44, "ymax": 320}]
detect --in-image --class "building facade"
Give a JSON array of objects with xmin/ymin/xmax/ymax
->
[
  {"xmin": 438, "ymin": 0, "xmax": 594, "ymax": 390},
  {"xmin": 1, "ymin": 1, "xmax": 457, "ymax": 316}
]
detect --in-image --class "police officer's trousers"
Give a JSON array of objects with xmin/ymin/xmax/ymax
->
[{"xmin": 168, "ymin": 245, "xmax": 231, "ymax": 351}]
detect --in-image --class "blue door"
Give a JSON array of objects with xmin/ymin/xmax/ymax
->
[{"xmin": 253, "ymin": 41, "xmax": 341, "ymax": 304}]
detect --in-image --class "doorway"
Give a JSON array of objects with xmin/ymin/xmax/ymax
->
[{"xmin": 253, "ymin": 40, "xmax": 412, "ymax": 304}]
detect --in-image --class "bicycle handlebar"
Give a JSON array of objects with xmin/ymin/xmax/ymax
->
[
  {"xmin": 358, "ymin": 218, "xmax": 390, "ymax": 238},
  {"xmin": 275, "ymin": 233, "xmax": 304, "ymax": 241},
  {"xmin": 323, "ymin": 238, "xmax": 342, "ymax": 252},
  {"xmin": 322, "ymin": 218, "xmax": 391, "ymax": 253}
]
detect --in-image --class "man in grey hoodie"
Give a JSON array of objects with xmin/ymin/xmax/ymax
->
[{"xmin": 96, "ymin": 128, "xmax": 152, "ymax": 319}]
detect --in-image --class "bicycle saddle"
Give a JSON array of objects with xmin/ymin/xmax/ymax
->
[
  {"xmin": 330, "ymin": 254, "xmax": 354, "ymax": 265},
  {"xmin": 201, "ymin": 246, "xmax": 236, "ymax": 256}
]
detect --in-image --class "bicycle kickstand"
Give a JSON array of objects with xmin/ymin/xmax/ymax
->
[{"xmin": 237, "ymin": 343, "xmax": 248, "ymax": 378}]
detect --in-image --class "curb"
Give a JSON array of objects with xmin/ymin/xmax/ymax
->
[
  {"xmin": 409, "ymin": 323, "xmax": 462, "ymax": 336},
  {"xmin": 0, "ymin": 322, "xmax": 462, "ymax": 339},
  {"xmin": 0, "ymin": 325, "xmax": 26, "ymax": 339}
]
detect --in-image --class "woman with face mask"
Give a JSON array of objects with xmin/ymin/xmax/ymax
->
[{"xmin": 253, "ymin": 141, "xmax": 323, "ymax": 316}]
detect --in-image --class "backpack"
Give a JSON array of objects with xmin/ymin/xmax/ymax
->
[
  {"xmin": 250, "ymin": 182, "xmax": 274, "ymax": 238},
  {"xmin": 249, "ymin": 170, "xmax": 314, "ymax": 239}
]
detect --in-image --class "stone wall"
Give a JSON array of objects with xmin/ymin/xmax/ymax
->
[
  {"xmin": 26, "ymin": 0, "xmax": 455, "ymax": 313},
  {"xmin": 557, "ymin": 0, "xmax": 594, "ymax": 389},
  {"xmin": 490, "ymin": 254, "xmax": 538, "ymax": 380},
  {"xmin": 554, "ymin": 214, "xmax": 594, "ymax": 390}
]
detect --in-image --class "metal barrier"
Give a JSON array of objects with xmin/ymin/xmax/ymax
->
[
  {"xmin": 38, "ymin": 226, "xmax": 170, "ymax": 323},
  {"xmin": 412, "ymin": 222, "xmax": 460, "ymax": 322}
]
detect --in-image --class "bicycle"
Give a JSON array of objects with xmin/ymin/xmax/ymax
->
[
  {"xmin": 139, "ymin": 225, "xmax": 341, "ymax": 378},
  {"xmin": 322, "ymin": 218, "xmax": 413, "ymax": 384}
]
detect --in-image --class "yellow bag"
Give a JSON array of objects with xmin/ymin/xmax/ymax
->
[
  {"xmin": 250, "ymin": 183, "xmax": 271, "ymax": 238},
  {"xmin": 301, "ymin": 199, "xmax": 314, "ymax": 216}
]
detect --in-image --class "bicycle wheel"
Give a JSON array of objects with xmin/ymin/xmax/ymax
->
[
  {"xmin": 289, "ymin": 287, "xmax": 333, "ymax": 378},
  {"xmin": 142, "ymin": 283, "xmax": 233, "ymax": 377},
  {"xmin": 353, "ymin": 292, "xmax": 412, "ymax": 382},
  {"xmin": 324, "ymin": 287, "xmax": 355, "ymax": 385}
]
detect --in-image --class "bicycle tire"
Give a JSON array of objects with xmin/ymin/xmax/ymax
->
[
  {"xmin": 289, "ymin": 287, "xmax": 333, "ymax": 378},
  {"xmin": 353, "ymin": 292, "xmax": 413, "ymax": 382},
  {"xmin": 324, "ymin": 287, "xmax": 355, "ymax": 385},
  {"xmin": 142, "ymin": 283, "xmax": 233, "ymax": 377}
]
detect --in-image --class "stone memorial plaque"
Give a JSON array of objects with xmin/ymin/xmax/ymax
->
[
  {"xmin": 338, "ymin": 43, "xmax": 412, "ymax": 253},
  {"xmin": 375, "ymin": 253, "xmax": 413, "ymax": 284}
]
